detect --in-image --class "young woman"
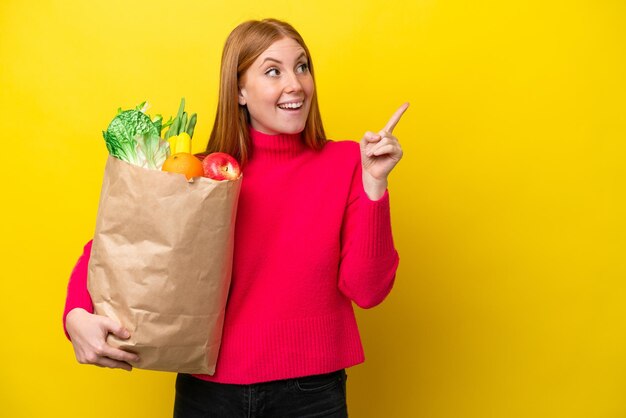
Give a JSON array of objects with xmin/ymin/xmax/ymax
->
[{"xmin": 64, "ymin": 18, "xmax": 407, "ymax": 417}]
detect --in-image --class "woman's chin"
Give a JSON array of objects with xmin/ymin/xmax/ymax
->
[
  {"xmin": 275, "ymin": 123, "xmax": 306, "ymax": 135},
  {"xmin": 251, "ymin": 118, "xmax": 306, "ymax": 135}
]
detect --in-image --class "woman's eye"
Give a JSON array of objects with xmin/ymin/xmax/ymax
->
[
  {"xmin": 296, "ymin": 63, "xmax": 309, "ymax": 74},
  {"xmin": 265, "ymin": 68, "xmax": 280, "ymax": 77}
]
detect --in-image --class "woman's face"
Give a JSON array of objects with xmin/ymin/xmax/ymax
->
[{"xmin": 238, "ymin": 37, "xmax": 314, "ymax": 135}]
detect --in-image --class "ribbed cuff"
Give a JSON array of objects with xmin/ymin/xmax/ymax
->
[{"xmin": 355, "ymin": 187, "xmax": 395, "ymax": 258}]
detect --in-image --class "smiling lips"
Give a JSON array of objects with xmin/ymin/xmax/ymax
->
[{"xmin": 277, "ymin": 101, "xmax": 304, "ymax": 110}]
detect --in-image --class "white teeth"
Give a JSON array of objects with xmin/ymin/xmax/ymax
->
[{"xmin": 278, "ymin": 102, "xmax": 303, "ymax": 109}]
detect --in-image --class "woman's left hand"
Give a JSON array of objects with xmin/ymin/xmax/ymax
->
[{"xmin": 360, "ymin": 102, "xmax": 409, "ymax": 200}]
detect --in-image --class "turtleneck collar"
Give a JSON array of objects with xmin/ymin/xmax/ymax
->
[{"xmin": 248, "ymin": 125, "xmax": 307, "ymax": 163}]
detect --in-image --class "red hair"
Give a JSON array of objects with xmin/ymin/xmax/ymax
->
[{"xmin": 205, "ymin": 19, "xmax": 326, "ymax": 167}]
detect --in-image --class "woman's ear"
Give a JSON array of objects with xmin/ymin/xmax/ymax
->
[{"xmin": 238, "ymin": 87, "xmax": 247, "ymax": 106}]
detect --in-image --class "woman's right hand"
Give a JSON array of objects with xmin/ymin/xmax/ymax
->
[{"xmin": 65, "ymin": 308, "xmax": 140, "ymax": 371}]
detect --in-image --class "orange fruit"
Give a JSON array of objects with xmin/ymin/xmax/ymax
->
[{"xmin": 162, "ymin": 152, "xmax": 204, "ymax": 180}]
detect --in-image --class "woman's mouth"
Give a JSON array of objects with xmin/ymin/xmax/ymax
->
[{"xmin": 277, "ymin": 101, "xmax": 304, "ymax": 111}]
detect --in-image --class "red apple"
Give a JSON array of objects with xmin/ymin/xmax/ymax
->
[{"xmin": 202, "ymin": 152, "xmax": 241, "ymax": 181}]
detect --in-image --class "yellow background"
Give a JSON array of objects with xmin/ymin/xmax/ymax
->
[{"xmin": 1, "ymin": 0, "xmax": 625, "ymax": 417}]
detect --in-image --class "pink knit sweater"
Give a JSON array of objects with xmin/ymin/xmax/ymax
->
[{"xmin": 63, "ymin": 126, "xmax": 399, "ymax": 384}]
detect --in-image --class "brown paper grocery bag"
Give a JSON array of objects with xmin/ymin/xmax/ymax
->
[{"xmin": 87, "ymin": 155, "xmax": 241, "ymax": 374}]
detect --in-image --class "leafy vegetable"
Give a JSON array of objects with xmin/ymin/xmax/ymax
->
[
  {"xmin": 102, "ymin": 109, "xmax": 162, "ymax": 167},
  {"xmin": 103, "ymin": 99, "xmax": 194, "ymax": 169},
  {"xmin": 134, "ymin": 133, "xmax": 170, "ymax": 169}
]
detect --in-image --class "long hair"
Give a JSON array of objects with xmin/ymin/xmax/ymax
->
[{"xmin": 205, "ymin": 19, "xmax": 327, "ymax": 167}]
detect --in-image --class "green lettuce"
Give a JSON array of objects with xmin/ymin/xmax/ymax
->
[
  {"xmin": 134, "ymin": 133, "xmax": 170, "ymax": 170},
  {"xmin": 102, "ymin": 107, "xmax": 170, "ymax": 169}
]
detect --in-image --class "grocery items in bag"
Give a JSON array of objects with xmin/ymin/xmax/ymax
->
[{"xmin": 88, "ymin": 98, "xmax": 242, "ymax": 374}]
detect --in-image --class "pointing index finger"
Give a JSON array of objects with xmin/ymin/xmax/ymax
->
[{"xmin": 383, "ymin": 102, "xmax": 410, "ymax": 134}]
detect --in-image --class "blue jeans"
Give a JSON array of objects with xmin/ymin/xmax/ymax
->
[{"xmin": 173, "ymin": 369, "xmax": 348, "ymax": 417}]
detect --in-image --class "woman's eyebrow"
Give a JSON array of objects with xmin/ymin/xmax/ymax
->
[{"xmin": 259, "ymin": 52, "xmax": 307, "ymax": 67}]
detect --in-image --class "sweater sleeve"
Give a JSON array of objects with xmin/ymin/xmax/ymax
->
[
  {"xmin": 62, "ymin": 240, "xmax": 95, "ymax": 340},
  {"xmin": 337, "ymin": 158, "xmax": 400, "ymax": 309}
]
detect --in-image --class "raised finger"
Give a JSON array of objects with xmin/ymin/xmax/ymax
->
[{"xmin": 383, "ymin": 102, "xmax": 410, "ymax": 134}]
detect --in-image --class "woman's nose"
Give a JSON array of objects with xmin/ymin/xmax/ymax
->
[{"xmin": 283, "ymin": 71, "xmax": 303, "ymax": 93}]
